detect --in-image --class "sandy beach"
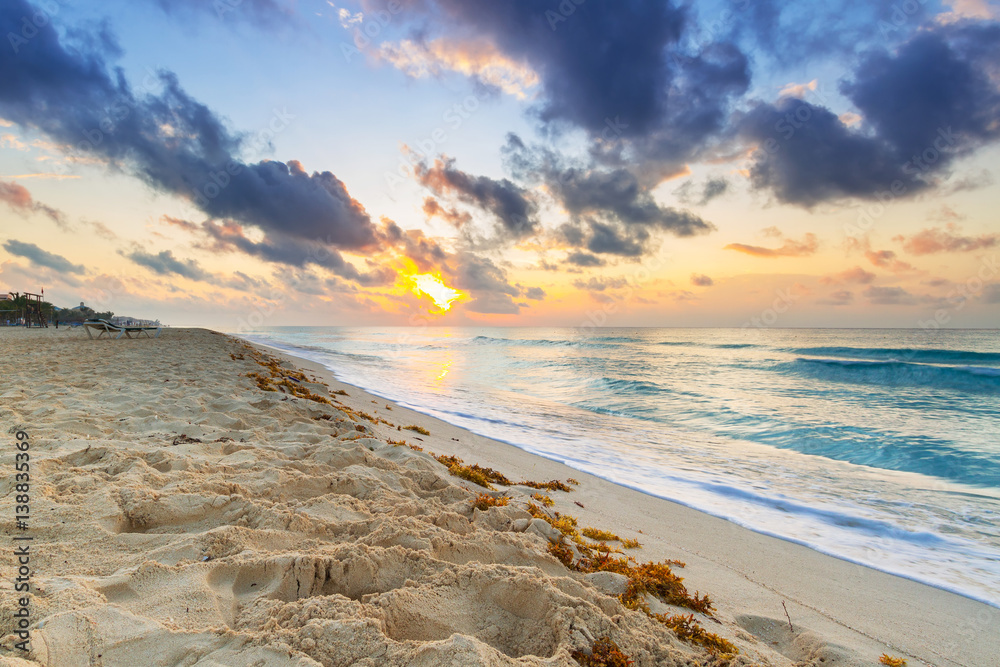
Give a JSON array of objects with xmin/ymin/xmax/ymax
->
[{"xmin": 1, "ymin": 327, "xmax": 996, "ymax": 667}]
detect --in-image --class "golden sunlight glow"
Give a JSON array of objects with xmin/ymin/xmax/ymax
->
[{"xmin": 411, "ymin": 273, "xmax": 463, "ymax": 311}]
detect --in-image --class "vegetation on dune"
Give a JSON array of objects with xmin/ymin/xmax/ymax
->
[
  {"xmin": 425, "ymin": 451, "xmax": 578, "ymax": 494},
  {"xmin": 528, "ymin": 501, "xmax": 732, "ymax": 658},
  {"xmin": 432, "ymin": 454, "xmax": 513, "ymax": 489},
  {"xmin": 531, "ymin": 492, "xmax": 555, "ymax": 507},
  {"xmin": 520, "ymin": 479, "xmax": 574, "ymax": 492},
  {"xmin": 571, "ymin": 637, "xmax": 633, "ymax": 666},
  {"xmin": 472, "ymin": 493, "xmax": 510, "ymax": 511},
  {"xmin": 656, "ymin": 614, "xmax": 738, "ymax": 656},
  {"xmin": 240, "ymin": 348, "xmax": 335, "ymax": 406},
  {"xmin": 582, "ymin": 527, "xmax": 621, "ymax": 542}
]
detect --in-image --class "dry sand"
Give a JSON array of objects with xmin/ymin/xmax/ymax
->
[{"xmin": 0, "ymin": 327, "xmax": 996, "ymax": 667}]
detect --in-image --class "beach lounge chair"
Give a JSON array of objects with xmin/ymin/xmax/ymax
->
[{"xmin": 84, "ymin": 319, "xmax": 161, "ymax": 340}]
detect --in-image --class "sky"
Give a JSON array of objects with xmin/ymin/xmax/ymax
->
[{"xmin": 1, "ymin": 0, "xmax": 999, "ymax": 329}]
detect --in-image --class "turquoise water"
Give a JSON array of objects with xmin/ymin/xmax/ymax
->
[{"xmin": 236, "ymin": 327, "xmax": 1000, "ymax": 607}]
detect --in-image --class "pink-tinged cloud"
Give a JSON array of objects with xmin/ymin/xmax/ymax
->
[
  {"xmin": 376, "ymin": 38, "xmax": 539, "ymax": 99},
  {"xmin": 724, "ymin": 233, "xmax": 818, "ymax": 257},
  {"xmin": 422, "ymin": 197, "xmax": 472, "ymax": 228},
  {"xmin": 161, "ymin": 215, "xmax": 199, "ymax": 232},
  {"xmin": 864, "ymin": 249, "xmax": 915, "ymax": 273},
  {"xmin": 820, "ymin": 266, "xmax": 877, "ymax": 285},
  {"xmin": 0, "ymin": 179, "xmax": 66, "ymax": 228},
  {"xmin": 894, "ymin": 225, "xmax": 999, "ymax": 255}
]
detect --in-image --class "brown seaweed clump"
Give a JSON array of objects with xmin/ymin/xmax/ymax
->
[{"xmin": 571, "ymin": 636, "xmax": 633, "ymax": 666}]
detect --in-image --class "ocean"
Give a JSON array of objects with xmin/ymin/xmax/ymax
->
[{"xmin": 236, "ymin": 326, "xmax": 1000, "ymax": 607}]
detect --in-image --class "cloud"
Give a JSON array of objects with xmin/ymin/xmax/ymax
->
[
  {"xmin": 940, "ymin": 0, "xmax": 1000, "ymax": 20},
  {"xmin": 864, "ymin": 249, "xmax": 916, "ymax": 273},
  {"xmin": 381, "ymin": 219, "xmax": 450, "ymax": 274},
  {"xmin": 397, "ymin": 0, "xmax": 749, "ymax": 178},
  {"xmin": 699, "ymin": 178, "xmax": 729, "ymax": 204},
  {"xmin": 927, "ymin": 204, "xmax": 966, "ymax": 222},
  {"xmin": 0, "ymin": 2, "xmax": 378, "ymax": 250},
  {"xmin": 945, "ymin": 168, "xmax": 994, "ymax": 193},
  {"xmin": 863, "ymin": 285, "xmax": 919, "ymax": 305},
  {"xmin": 741, "ymin": 21, "xmax": 1000, "ymax": 206},
  {"xmin": 376, "ymin": 38, "xmax": 539, "ymax": 98},
  {"xmin": 820, "ymin": 266, "xmax": 876, "ymax": 285},
  {"xmin": 817, "ymin": 289, "xmax": 854, "ymax": 306},
  {"xmin": 0, "ymin": 179, "xmax": 66, "ymax": 228},
  {"xmin": 451, "ymin": 252, "xmax": 521, "ymax": 314},
  {"xmin": 0, "ymin": 172, "xmax": 81, "ymax": 180},
  {"xmin": 503, "ymin": 136, "xmax": 714, "ymax": 257},
  {"xmin": 565, "ymin": 251, "xmax": 606, "ymax": 268},
  {"xmin": 522, "ymin": 286, "xmax": 546, "ymax": 300},
  {"xmin": 673, "ymin": 177, "xmax": 729, "ymax": 206},
  {"xmin": 199, "ymin": 220, "xmax": 395, "ymax": 286},
  {"xmin": 85, "ymin": 220, "xmax": 117, "ymax": 240},
  {"xmin": 725, "ymin": 233, "xmax": 818, "ymax": 257},
  {"xmin": 413, "ymin": 156, "xmax": 538, "ymax": 241},
  {"xmin": 2, "ymin": 240, "xmax": 84, "ymax": 273},
  {"xmin": 573, "ymin": 277, "xmax": 628, "ymax": 292},
  {"xmin": 779, "ymin": 79, "xmax": 818, "ymax": 99},
  {"xmin": 123, "ymin": 248, "xmax": 211, "ymax": 281},
  {"xmin": 894, "ymin": 225, "xmax": 999, "ymax": 254},
  {"xmin": 161, "ymin": 215, "xmax": 199, "ymax": 233},
  {"xmin": 422, "ymin": 197, "xmax": 472, "ymax": 228},
  {"xmin": 690, "ymin": 273, "xmax": 714, "ymax": 287}
]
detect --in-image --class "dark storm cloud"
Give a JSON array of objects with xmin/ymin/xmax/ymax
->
[
  {"xmin": 3, "ymin": 239, "xmax": 84, "ymax": 273},
  {"xmin": 398, "ymin": 2, "xmax": 999, "ymax": 207},
  {"xmin": 565, "ymin": 251, "xmax": 606, "ymax": 268},
  {"xmin": 0, "ymin": 0, "xmax": 378, "ymax": 249},
  {"xmin": 739, "ymin": 98, "xmax": 920, "ymax": 206},
  {"xmin": 842, "ymin": 22, "xmax": 1000, "ymax": 161},
  {"xmin": 199, "ymin": 221, "xmax": 394, "ymax": 286},
  {"xmin": 741, "ymin": 21, "xmax": 1000, "ymax": 206},
  {"xmin": 400, "ymin": 0, "xmax": 747, "ymax": 172},
  {"xmin": 428, "ymin": 0, "xmax": 687, "ymax": 137},
  {"xmin": 503, "ymin": 135, "xmax": 714, "ymax": 258},
  {"xmin": 414, "ymin": 157, "xmax": 538, "ymax": 239},
  {"xmin": 123, "ymin": 248, "xmax": 210, "ymax": 281}
]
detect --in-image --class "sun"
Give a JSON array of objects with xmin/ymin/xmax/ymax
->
[{"xmin": 411, "ymin": 273, "xmax": 463, "ymax": 312}]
